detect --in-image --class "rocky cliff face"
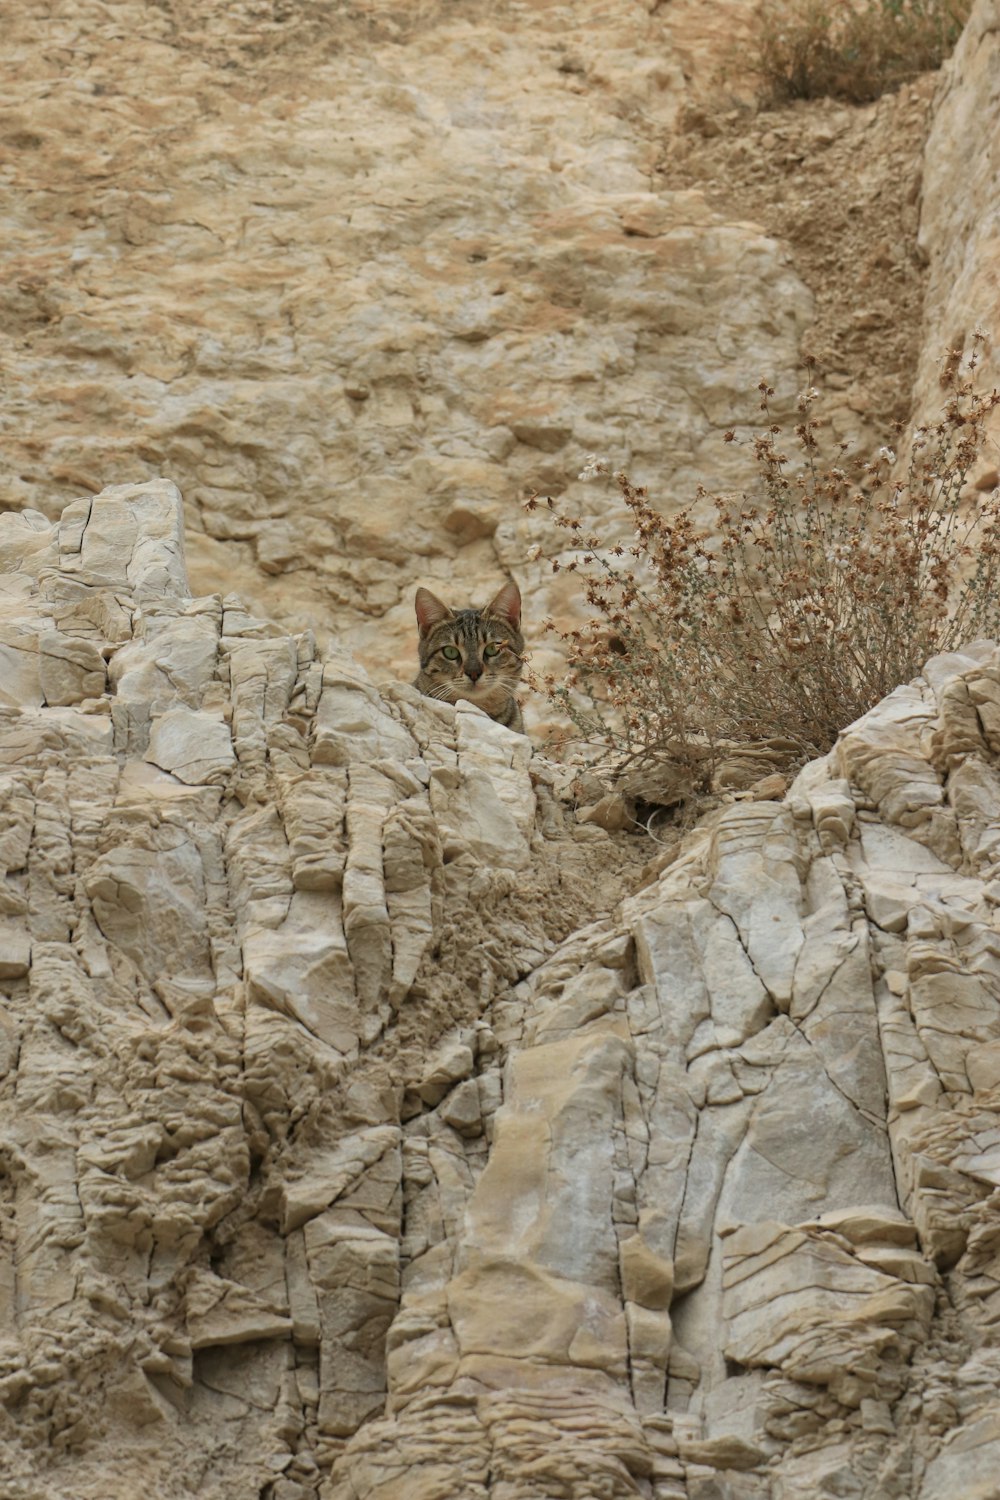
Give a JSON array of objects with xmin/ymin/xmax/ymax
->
[
  {"xmin": 1, "ymin": 480, "xmax": 1000, "ymax": 1499},
  {"xmin": 1, "ymin": 0, "xmax": 816, "ymax": 687},
  {"xmin": 3, "ymin": 1, "xmax": 1000, "ymax": 1498},
  {"xmin": 913, "ymin": 0, "xmax": 1000, "ymax": 452}
]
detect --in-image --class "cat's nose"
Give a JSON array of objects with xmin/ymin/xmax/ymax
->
[{"xmin": 465, "ymin": 662, "xmax": 483, "ymax": 682}]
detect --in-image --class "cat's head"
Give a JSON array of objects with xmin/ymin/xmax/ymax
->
[{"xmin": 414, "ymin": 580, "xmax": 524, "ymax": 716}]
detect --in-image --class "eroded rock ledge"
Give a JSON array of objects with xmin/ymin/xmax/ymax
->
[{"xmin": 1, "ymin": 482, "xmax": 999, "ymax": 1500}]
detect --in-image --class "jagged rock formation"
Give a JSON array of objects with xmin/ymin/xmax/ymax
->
[
  {"xmin": 326, "ymin": 652, "xmax": 1000, "ymax": 1500},
  {"xmin": 2, "ymin": 480, "xmax": 1000, "ymax": 1500},
  {"xmin": 0, "ymin": 479, "xmax": 625, "ymax": 1498},
  {"xmin": 4, "ymin": 2, "xmax": 1000, "ymax": 1497}
]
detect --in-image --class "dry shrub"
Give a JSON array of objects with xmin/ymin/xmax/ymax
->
[
  {"xmin": 753, "ymin": 0, "xmax": 971, "ymax": 104},
  {"xmin": 531, "ymin": 344, "xmax": 1000, "ymax": 805}
]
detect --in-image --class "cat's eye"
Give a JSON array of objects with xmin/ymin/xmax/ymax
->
[
  {"xmin": 441, "ymin": 646, "xmax": 461, "ymax": 660},
  {"xmin": 483, "ymin": 643, "xmax": 501, "ymax": 658}
]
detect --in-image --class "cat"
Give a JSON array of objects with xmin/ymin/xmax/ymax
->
[{"xmin": 413, "ymin": 580, "xmax": 525, "ymax": 733}]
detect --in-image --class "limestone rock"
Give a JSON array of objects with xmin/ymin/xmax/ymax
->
[
  {"xmin": 0, "ymin": 477, "xmax": 636, "ymax": 1495},
  {"xmin": 915, "ymin": 0, "xmax": 1000, "ymax": 450},
  {"xmin": 2, "ymin": 462, "xmax": 1000, "ymax": 1496},
  {"xmin": 0, "ymin": 0, "xmax": 813, "ymax": 702},
  {"xmin": 2, "ymin": 2, "xmax": 1000, "ymax": 1494},
  {"xmin": 308, "ymin": 623, "xmax": 1000, "ymax": 1497}
]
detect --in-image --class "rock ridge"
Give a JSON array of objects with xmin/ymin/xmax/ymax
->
[{"xmin": 1, "ymin": 480, "xmax": 1000, "ymax": 1499}]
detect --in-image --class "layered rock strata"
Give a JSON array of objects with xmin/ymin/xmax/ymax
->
[{"xmin": 1, "ymin": 482, "xmax": 1000, "ymax": 1499}]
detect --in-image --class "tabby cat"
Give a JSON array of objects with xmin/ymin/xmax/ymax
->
[{"xmin": 413, "ymin": 580, "xmax": 525, "ymax": 732}]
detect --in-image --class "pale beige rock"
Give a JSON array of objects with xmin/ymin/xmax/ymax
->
[
  {"xmin": 919, "ymin": 1410, "xmax": 1000, "ymax": 1500},
  {"xmin": 709, "ymin": 804, "xmax": 804, "ymax": 1010},
  {"xmin": 0, "ymin": 922, "xmax": 31, "ymax": 978},
  {"xmin": 243, "ymin": 907, "xmax": 359, "ymax": 1058},
  {"xmin": 2, "ymin": 3, "xmax": 1000, "ymax": 1487},
  {"xmin": 325, "ymin": 636, "xmax": 1000, "ymax": 1494},
  {"xmin": 620, "ymin": 1234, "xmax": 675, "ymax": 1311},
  {"xmin": 0, "ymin": 476, "xmax": 613, "ymax": 1494},
  {"xmin": 306, "ymin": 1213, "xmax": 401, "ymax": 1438},
  {"xmin": 144, "ymin": 705, "xmax": 236, "ymax": 785},
  {"xmin": 416, "ymin": 1036, "xmax": 476, "ymax": 1106},
  {"xmin": 721, "ymin": 1221, "xmax": 935, "ymax": 1404},
  {"xmin": 914, "ymin": 0, "xmax": 1000, "ymax": 451},
  {"xmin": 0, "ymin": 0, "xmax": 816, "ymax": 713},
  {"xmin": 184, "ymin": 1268, "xmax": 292, "ymax": 1349}
]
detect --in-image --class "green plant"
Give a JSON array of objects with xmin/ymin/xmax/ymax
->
[
  {"xmin": 753, "ymin": 0, "xmax": 971, "ymax": 105},
  {"xmin": 529, "ymin": 342, "xmax": 1000, "ymax": 803}
]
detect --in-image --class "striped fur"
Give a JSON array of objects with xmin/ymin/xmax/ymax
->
[{"xmin": 413, "ymin": 581, "xmax": 525, "ymax": 733}]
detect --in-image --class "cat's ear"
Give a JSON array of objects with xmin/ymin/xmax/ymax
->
[
  {"xmin": 414, "ymin": 587, "xmax": 454, "ymax": 636},
  {"xmin": 485, "ymin": 579, "xmax": 521, "ymax": 629}
]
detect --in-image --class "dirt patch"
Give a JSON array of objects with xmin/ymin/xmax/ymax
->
[
  {"xmin": 403, "ymin": 827, "xmax": 638, "ymax": 1030},
  {"xmin": 659, "ymin": 74, "xmax": 938, "ymax": 439}
]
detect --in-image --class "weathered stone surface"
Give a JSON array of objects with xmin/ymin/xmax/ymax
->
[
  {"xmin": 310, "ymin": 628, "xmax": 1000, "ymax": 1498},
  {"xmin": 0, "ymin": 0, "xmax": 814, "ymax": 704},
  {"xmin": 2, "ymin": 2, "xmax": 1000, "ymax": 1496},
  {"xmin": 721, "ymin": 1220, "xmax": 934, "ymax": 1403},
  {"xmin": 914, "ymin": 0, "xmax": 1000, "ymax": 452},
  {"xmin": 0, "ymin": 479, "xmax": 638, "ymax": 1495},
  {"xmin": 4, "ymin": 469, "xmax": 1000, "ymax": 1495}
]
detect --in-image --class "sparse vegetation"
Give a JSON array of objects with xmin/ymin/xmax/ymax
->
[
  {"xmin": 753, "ymin": 0, "xmax": 971, "ymax": 104},
  {"xmin": 530, "ymin": 342, "xmax": 1000, "ymax": 806}
]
